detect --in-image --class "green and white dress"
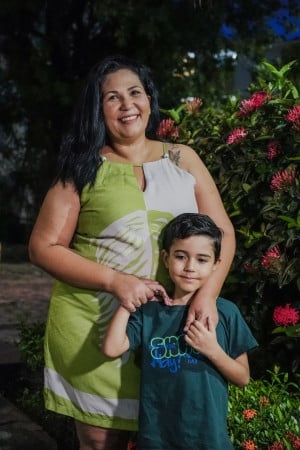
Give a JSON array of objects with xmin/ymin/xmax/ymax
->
[{"xmin": 44, "ymin": 147, "xmax": 198, "ymax": 431}]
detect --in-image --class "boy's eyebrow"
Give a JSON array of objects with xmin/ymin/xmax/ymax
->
[{"xmin": 174, "ymin": 249, "xmax": 212, "ymax": 257}]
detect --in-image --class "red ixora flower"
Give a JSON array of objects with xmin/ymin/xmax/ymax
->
[
  {"xmin": 241, "ymin": 440, "xmax": 258, "ymax": 450},
  {"xmin": 286, "ymin": 431, "xmax": 296, "ymax": 442},
  {"xmin": 259, "ymin": 395, "xmax": 270, "ymax": 405},
  {"xmin": 286, "ymin": 105, "xmax": 300, "ymax": 131},
  {"xmin": 273, "ymin": 303, "xmax": 300, "ymax": 327},
  {"xmin": 261, "ymin": 245, "xmax": 281, "ymax": 269},
  {"xmin": 227, "ymin": 127, "xmax": 248, "ymax": 144},
  {"xmin": 237, "ymin": 91, "xmax": 271, "ymax": 117},
  {"xmin": 267, "ymin": 140, "xmax": 282, "ymax": 160},
  {"xmin": 268, "ymin": 442, "xmax": 285, "ymax": 450},
  {"xmin": 270, "ymin": 167, "xmax": 298, "ymax": 191},
  {"xmin": 293, "ymin": 438, "xmax": 300, "ymax": 449},
  {"xmin": 242, "ymin": 409, "xmax": 257, "ymax": 420},
  {"xmin": 157, "ymin": 118, "xmax": 179, "ymax": 140}
]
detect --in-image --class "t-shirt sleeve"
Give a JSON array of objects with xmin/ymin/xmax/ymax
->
[
  {"xmin": 126, "ymin": 307, "xmax": 143, "ymax": 351},
  {"xmin": 219, "ymin": 299, "xmax": 259, "ymax": 359}
]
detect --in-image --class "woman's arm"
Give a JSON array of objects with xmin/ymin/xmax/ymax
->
[
  {"xmin": 28, "ymin": 181, "xmax": 165, "ymax": 312},
  {"xmin": 177, "ymin": 145, "xmax": 236, "ymax": 328},
  {"xmin": 102, "ymin": 306, "xmax": 131, "ymax": 357},
  {"xmin": 185, "ymin": 317, "xmax": 250, "ymax": 387}
]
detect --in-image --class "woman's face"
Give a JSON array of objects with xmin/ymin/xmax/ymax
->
[{"xmin": 101, "ymin": 69, "xmax": 151, "ymax": 143}]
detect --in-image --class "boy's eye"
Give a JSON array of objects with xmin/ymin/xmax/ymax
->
[{"xmin": 197, "ymin": 258, "xmax": 209, "ymax": 264}]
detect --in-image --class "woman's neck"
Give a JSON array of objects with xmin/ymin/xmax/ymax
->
[{"xmin": 102, "ymin": 138, "xmax": 162, "ymax": 164}]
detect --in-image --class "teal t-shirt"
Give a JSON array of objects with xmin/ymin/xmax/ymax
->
[{"xmin": 127, "ymin": 297, "xmax": 258, "ymax": 449}]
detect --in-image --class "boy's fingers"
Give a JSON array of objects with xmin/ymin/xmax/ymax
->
[{"xmin": 184, "ymin": 312, "xmax": 195, "ymax": 331}]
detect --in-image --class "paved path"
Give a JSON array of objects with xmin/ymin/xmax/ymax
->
[
  {"xmin": 0, "ymin": 262, "xmax": 53, "ymax": 346},
  {"xmin": 0, "ymin": 263, "xmax": 57, "ymax": 449}
]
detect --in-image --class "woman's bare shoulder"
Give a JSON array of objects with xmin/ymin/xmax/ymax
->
[
  {"xmin": 43, "ymin": 181, "xmax": 80, "ymax": 210},
  {"xmin": 165, "ymin": 142, "xmax": 203, "ymax": 170}
]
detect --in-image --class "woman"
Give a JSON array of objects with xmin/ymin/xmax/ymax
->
[{"xmin": 28, "ymin": 55, "xmax": 235, "ymax": 450}]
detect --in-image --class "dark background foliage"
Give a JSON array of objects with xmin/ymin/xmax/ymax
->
[{"xmin": 1, "ymin": 0, "xmax": 300, "ymax": 240}]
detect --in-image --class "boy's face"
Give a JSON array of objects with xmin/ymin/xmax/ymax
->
[{"xmin": 162, "ymin": 235, "xmax": 219, "ymax": 297}]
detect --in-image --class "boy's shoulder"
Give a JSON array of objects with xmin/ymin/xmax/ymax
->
[{"xmin": 216, "ymin": 297, "xmax": 240, "ymax": 316}]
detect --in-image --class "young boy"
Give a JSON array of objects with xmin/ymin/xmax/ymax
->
[{"xmin": 102, "ymin": 213, "xmax": 258, "ymax": 449}]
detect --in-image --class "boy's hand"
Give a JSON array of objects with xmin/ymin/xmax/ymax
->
[{"xmin": 184, "ymin": 316, "xmax": 219, "ymax": 357}]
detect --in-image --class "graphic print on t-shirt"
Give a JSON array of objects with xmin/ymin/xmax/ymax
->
[{"xmin": 149, "ymin": 332, "xmax": 206, "ymax": 373}]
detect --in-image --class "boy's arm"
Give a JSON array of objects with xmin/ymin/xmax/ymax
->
[
  {"xmin": 185, "ymin": 316, "xmax": 250, "ymax": 387},
  {"xmin": 102, "ymin": 306, "xmax": 131, "ymax": 358}
]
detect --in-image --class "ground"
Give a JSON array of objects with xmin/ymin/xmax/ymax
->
[{"xmin": 0, "ymin": 263, "xmax": 53, "ymax": 344}]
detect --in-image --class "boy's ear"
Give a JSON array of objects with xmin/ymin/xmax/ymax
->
[
  {"xmin": 213, "ymin": 258, "xmax": 221, "ymax": 271},
  {"xmin": 161, "ymin": 249, "xmax": 169, "ymax": 268}
]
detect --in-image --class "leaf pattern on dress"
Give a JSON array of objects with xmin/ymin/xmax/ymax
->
[{"xmin": 90, "ymin": 211, "xmax": 170, "ymax": 345}]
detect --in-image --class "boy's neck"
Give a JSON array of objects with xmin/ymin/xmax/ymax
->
[{"xmin": 172, "ymin": 290, "xmax": 196, "ymax": 306}]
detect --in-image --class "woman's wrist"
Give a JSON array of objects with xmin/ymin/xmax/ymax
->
[
  {"xmin": 192, "ymin": 290, "xmax": 218, "ymax": 305},
  {"xmin": 101, "ymin": 266, "xmax": 118, "ymax": 293}
]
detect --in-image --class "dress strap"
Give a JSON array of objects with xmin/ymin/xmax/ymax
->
[{"xmin": 162, "ymin": 142, "xmax": 169, "ymax": 159}]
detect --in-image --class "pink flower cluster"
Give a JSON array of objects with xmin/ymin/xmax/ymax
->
[
  {"xmin": 286, "ymin": 105, "xmax": 300, "ymax": 131},
  {"xmin": 268, "ymin": 442, "xmax": 285, "ymax": 450},
  {"xmin": 267, "ymin": 437, "xmax": 300, "ymax": 449},
  {"xmin": 237, "ymin": 91, "xmax": 271, "ymax": 117},
  {"xmin": 270, "ymin": 167, "xmax": 298, "ymax": 191},
  {"xmin": 227, "ymin": 127, "xmax": 248, "ymax": 144},
  {"xmin": 293, "ymin": 438, "xmax": 300, "ymax": 448},
  {"xmin": 267, "ymin": 140, "xmax": 281, "ymax": 160},
  {"xmin": 273, "ymin": 303, "xmax": 299, "ymax": 327},
  {"xmin": 261, "ymin": 245, "xmax": 281, "ymax": 268},
  {"xmin": 157, "ymin": 118, "xmax": 179, "ymax": 140}
]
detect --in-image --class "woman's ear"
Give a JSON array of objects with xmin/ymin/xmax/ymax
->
[{"xmin": 161, "ymin": 249, "xmax": 169, "ymax": 269}]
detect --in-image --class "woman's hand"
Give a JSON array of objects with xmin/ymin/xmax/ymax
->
[
  {"xmin": 184, "ymin": 294, "xmax": 218, "ymax": 332},
  {"xmin": 142, "ymin": 279, "xmax": 173, "ymax": 306},
  {"xmin": 108, "ymin": 272, "xmax": 171, "ymax": 312}
]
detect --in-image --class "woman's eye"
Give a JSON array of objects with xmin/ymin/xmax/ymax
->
[{"xmin": 131, "ymin": 89, "xmax": 141, "ymax": 96}]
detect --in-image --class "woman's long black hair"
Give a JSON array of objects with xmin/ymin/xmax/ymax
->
[{"xmin": 53, "ymin": 55, "xmax": 161, "ymax": 194}]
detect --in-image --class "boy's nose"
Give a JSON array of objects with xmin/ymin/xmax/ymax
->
[{"xmin": 184, "ymin": 259, "xmax": 195, "ymax": 271}]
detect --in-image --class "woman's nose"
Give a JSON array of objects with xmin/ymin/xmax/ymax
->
[{"xmin": 120, "ymin": 95, "xmax": 131, "ymax": 109}]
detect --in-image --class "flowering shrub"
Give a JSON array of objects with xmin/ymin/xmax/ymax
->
[
  {"xmin": 273, "ymin": 303, "xmax": 300, "ymax": 328},
  {"xmin": 228, "ymin": 367, "xmax": 300, "ymax": 449},
  {"xmin": 159, "ymin": 60, "xmax": 300, "ymax": 377}
]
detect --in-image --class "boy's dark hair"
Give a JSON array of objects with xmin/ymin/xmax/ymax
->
[
  {"xmin": 162, "ymin": 213, "xmax": 223, "ymax": 262},
  {"xmin": 54, "ymin": 54, "xmax": 160, "ymax": 194}
]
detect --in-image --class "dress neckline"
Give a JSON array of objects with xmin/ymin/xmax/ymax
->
[{"xmin": 99, "ymin": 142, "xmax": 169, "ymax": 166}]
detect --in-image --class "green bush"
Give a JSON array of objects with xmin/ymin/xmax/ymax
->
[
  {"xmin": 228, "ymin": 367, "xmax": 300, "ymax": 449},
  {"xmin": 160, "ymin": 60, "xmax": 300, "ymax": 377}
]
